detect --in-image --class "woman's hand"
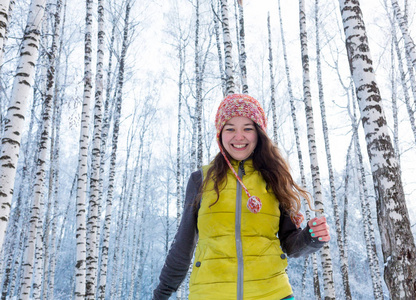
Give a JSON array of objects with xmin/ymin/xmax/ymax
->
[{"xmin": 308, "ymin": 216, "xmax": 330, "ymax": 242}]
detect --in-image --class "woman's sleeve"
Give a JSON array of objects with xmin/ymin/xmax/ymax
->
[
  {"xmin": 152, "ymin": 171, "xmax": 202, "ymax": 300},
  {"xmin": 278, "ymin": 206, "xmax": 325, "ymax": 258}
]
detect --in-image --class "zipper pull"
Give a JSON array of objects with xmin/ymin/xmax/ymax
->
[{"xmin": 239, "ymin": 160, "xmax": 246, "ymax": 176}]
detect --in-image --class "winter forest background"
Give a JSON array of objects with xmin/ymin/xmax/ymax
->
[{"xmin": 0, "ymin": 0, "xmax": 415, "ymax": 299}]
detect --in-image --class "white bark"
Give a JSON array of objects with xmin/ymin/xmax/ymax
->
[
  {"xmin": 278, "ymin": 0, "xmax": 321, "ymax": 297},
  {"xmin": 338, "ymin": 1, "xmax": 416, "ymax": 298},
  {"xmin": 195, "ymin": 0, "xmax": 203, "ymax": 169},
  {"xmin": 176, "ymin": 28, "xmax": 184, "ymax": 229},
  {"xmin": 391, "ymin": 0, "xmax": 416, "ymax": 71},
  {"xmin": 20, "ymin": 0, "xmax": 59, "ymax": 296},
  {"xmin": 392, "ymin": 32, "xmax": 416, "ymax": 143},
  {"xmin": 127, "ymin": 142, "xmax": 145, "ymax": 300},
  {"xmin": 348, "ymin": 97, "xmax": 383, "ymax": 299},
  {"xmin": 212, "ymin": 0, "xmax": 226, "ymax": 96},
  {"xmin": 267, "ymin": 12, "xmax": 278, "ymax": 144},
  {"xmin": 390, "ymin": 39, "xmax": 401, "ymax": 165},
  {"xmin": 0, "ymin": 0, "xmax": 10, "ymax": 69},
  {"xmin": 298, "ymin": 0, "xmax": 335, "ymax": 298},
  {"xmin": 220, "ymin": 0, "xmax": 235, "ymax": 95},
  {"xmin": 98, "ymin": 2, "xmax": 131, "ymax": 298},
  {"xmin": 237, "ymin": 0, "xmax": 248, "ymax": 93},
  {"xmin": 75, "ymin": 0, "xmax": 94, "ymax": 298},
  {"xmin": 48, "ymin": 1, "xmax": 67, "ymax": 298},
  {"xmin": 42, "ymin": 1, "xmax": 63, "ymax": 298},
  {"xmin": 385, "ymin": 1, "xmax": 416, "ymax": 144},
  {"xmin": 0, "ymin": 0, "xmax": 46, "ymax": 253},
  {"xmin": 85, "ymin": 0, "xmax": 104, "ymax": 298},
  {"xmin": 314, "ymin": 1, "xmax": 351, "ymax": 298}
]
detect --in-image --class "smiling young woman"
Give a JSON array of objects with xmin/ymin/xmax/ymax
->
[
  {"xmin": 153, "ymin": 94, "xmax": 330, "ymax": 300},
  {"xmin": 221, "ymin": 116, "xmax": 258, "ymax": 161}
]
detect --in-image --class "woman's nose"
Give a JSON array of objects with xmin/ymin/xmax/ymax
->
[{"xmin": 234, "ymin": 130, "xmax": 244, "ymax": 140}]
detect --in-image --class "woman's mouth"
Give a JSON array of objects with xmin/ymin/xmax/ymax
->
[{"xmin": 232, "ymin": 144, "xmax": 248, "ymax": 150}]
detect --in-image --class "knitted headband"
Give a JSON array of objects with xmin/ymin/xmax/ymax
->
[{"xmin": 214, "ymin": 94, "xmax": 304, "ymax": 227}]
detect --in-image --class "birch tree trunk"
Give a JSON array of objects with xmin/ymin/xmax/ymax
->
[
  {"xmin": 391, "ymin": 0, "xmax": 416, "ymax": 71},
  {"xmin": 390, "ymin": 39, "xmax": 401, "ymax": 165},
  {"xmin": 1, "ymin": 87, "xmax": 40, "ymax": 299},
  {"xmin": 220, "ymin": 0, "xmax": 235, "ymax": 95},
  {"xmin": 392, "ymin": 31, "xmax": 416, "ymax": 143},
  {"xmin": 75, "ymin": 0, "xmax": 94, "ymax": 298},
  {"xmin": 338, "ymin": 1, "xmax": 416, "ymax": 298},
  {"xmin": 314, "ymin": 1, "xmax": 351, "ymax": 298},
  {"xmin": 385, "ymin": 1, "xmax": 416, "ymax": 143},
  {"xmin": 212, "ymin": 0, "xmax": 226, "ymax": 96},
  {"xmin": 195, "ymin": 0, "xmax": 203, "ymax": 170},
  {"xmin": 0, "ymin": 0, "xmax": 10, "ymax": 69},
  {"xmin": 348, "ymin": 96, "xmax": 384, "ymax": 299},
  {"xmin": 0, "ymin": 0, "xmax": 46, "ymax": 252},
  {"xmin": 20, "ymin": 7, "xmax": 60, "ymax": 297},
  {"xmin": 237, "ymin": 0, "xmax": 247, "ymax": 94},
  {"xmin": 342, "ymin": 135, "xmax": 354, "ymax": 263},
  {"xmin": 47, "ymin": 2, "xmax": 67, "ymax": 298},
  {"xmin": 278, "ymin": 0, "xmax": 321, "ymax": 297},
  {"xmin": 42, "ymin": 2, "xmax": 63, "ymax": 298},
  {"xmin": 176, "ymin": 22, "xmax": 185, "ymax": 230},
  {"xmin": 97, "ymin": 10, "xmax": 117, "ymax": 256},
  {"xmin": 98, "ymin": 2, "xmax": 131, "ymax": 298},
  {"xmin": 267, "ymin": 12, "xmax": 277, "ymax": 144},
  {"xmin": 128, "ymin": 140, "xmax": 145, "ymax": 300},
  {"xmin": 85, "ymin": 0, "xmax": 104, "ymax": 298},
  {"xmin": 298, "ymin": 0, "xmax": 335, "ymax": 298},
  {"xmin": 47, "ymin": 93, "xmax": 63, "ymax": 300},
  {"xmin": 1, "ymin": 90, "xmax": 39, "ymax": 299}
]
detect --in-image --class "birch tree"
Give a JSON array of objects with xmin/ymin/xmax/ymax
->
[
  {"xmin": 220, "ymin": 0, "xmax": 235, "ymax": 95},
  {"xmin": 266, "ymin": 12, "xmax": 277, "ymax": 144},
  {"xmin": 314, "ymin": 0, "xmax": 351, "ymax": 298},
  {"xmin": 348, "ymin": 94, "xmax": 383, "ymax": 299},
  {"xmin": 389, "ymin": 39, "xmax": 401, "ymax": 165},
  {"xmin": 236, "ymin": 0, "xmax": 247, "ymax": 93},
  {"xmin": 194, "ymin": 0, "xmax": 203, "ymax": 170},
  {"xmin": 176, "ymin": 16, "xmax": 186, "ymax": 228},
  {"xmin": 298, "ymin": 0, "xmax": 335, "ymax": 298},
  {"xmin": 85, "ymin": 0, "xmax": 105, "ymax": 297},
  {"xmin": 278, "ymin": 0, "xmax": 321, "ymax": 297},
  {"xmin": 383, "ymin": 0, "xmax": 416, "ymax": 143},
  {"xmin": 0, "ymin": 0, "xmax": 10, "ymax": 69},
  {"xmin": 20, "ymin": 0, "xmax": 62, "ymax": 295},
  {"xmin": 98, "ymin": 1, "xmax": 131, "ymax": 298},
  {"xmin": 75, "ymin": 0, "xmax": 94, "ymax": 297},
  {"xmin": 212, "ymin": 0, "xmax": 226, "ymax": 95},
  {"xmin": 391, "ymin": 0, "xmax": 416, "ymax": 71},
  {"xmin": 338, "ymin": 1, "xmax": 416, "ymax": 298},
  {"xmin": 0, "ymin": 0, "xmax": 46, "ymax": 253},
  {"xmin": 392, "ymin": 29, "xmax": 416, "ymax": 143}
]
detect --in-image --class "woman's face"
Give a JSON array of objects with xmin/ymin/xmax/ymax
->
[{"xmin": 221, "ymin": 116, "xmax": 258, "ymax": 161}]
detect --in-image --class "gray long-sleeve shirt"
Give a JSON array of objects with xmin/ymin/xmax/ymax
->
[{"xmin": 153, "ymin": 170, "xmax": 325, "ymax": 300}]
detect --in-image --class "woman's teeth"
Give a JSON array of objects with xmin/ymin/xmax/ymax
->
[{"xmin": 233, "ymin": 144, "xmax": 247, "ymax": 149}]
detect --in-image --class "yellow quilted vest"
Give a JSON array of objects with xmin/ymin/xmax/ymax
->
[{"xmin": 189, "ymin": 159, "xmax": 293, "ymax": 300}]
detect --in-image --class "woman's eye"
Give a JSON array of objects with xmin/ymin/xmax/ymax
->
[
  {"xmin": 245, "ymin": 128, "xmax": 253, "ymax": 131},
  {"xmin": 225, "ymin": 128, "xmax": 234, "ymax": 132}
]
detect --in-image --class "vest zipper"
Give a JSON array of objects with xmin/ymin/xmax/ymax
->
[{"xmin": 236, "ymin": 160, "xmax": 245, "ymax": 300}]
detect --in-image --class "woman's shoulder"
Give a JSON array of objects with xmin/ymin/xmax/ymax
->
[{"xmin": 189, "ymin": 169, "xmax": 203, "ymax": 187}]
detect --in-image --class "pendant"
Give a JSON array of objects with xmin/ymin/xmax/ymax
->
[{"xmin": 247, "ymin": 196, "xmax": 262, "ymax": 213}]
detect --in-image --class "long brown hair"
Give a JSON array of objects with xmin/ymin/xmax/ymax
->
[{"xmin": 198, "ymin": 124, "xmax": 314, "ymax": 215}]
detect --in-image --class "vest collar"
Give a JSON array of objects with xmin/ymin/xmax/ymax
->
[{"xmin": 230, "ymin": 158, "xmax": 255, "ymax": 174}]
